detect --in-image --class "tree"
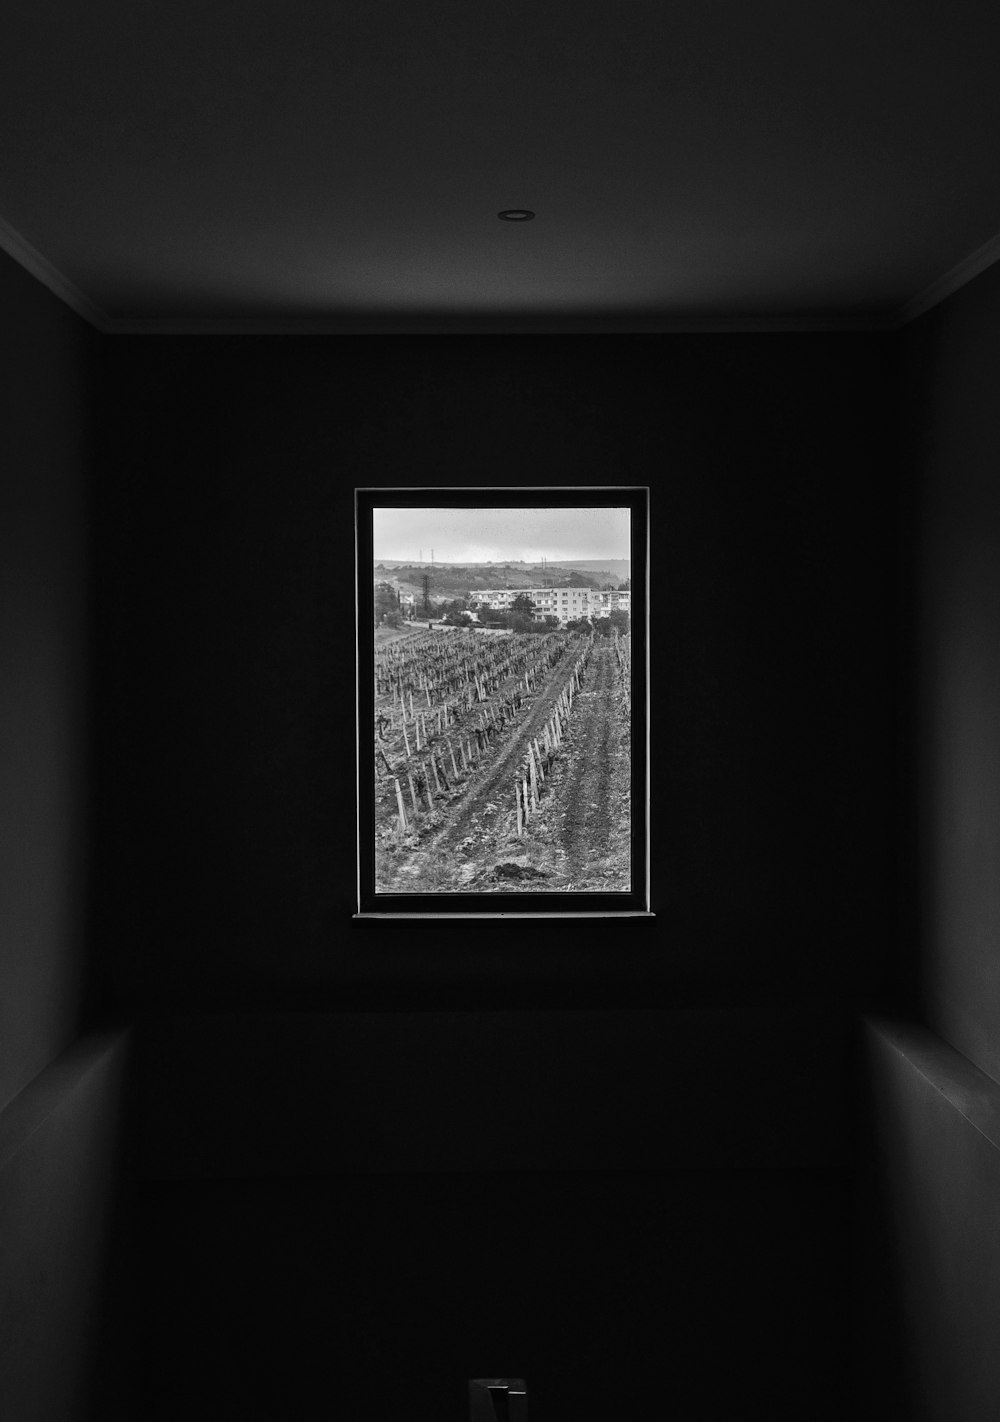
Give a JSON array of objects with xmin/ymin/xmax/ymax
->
[
  {"xmin": 374, "ymin": 582, "xmax": 399, "ymax": 625},
  {"xmin": 565, "ymin": 617, "xmax": 592, "ymax": 633},
  {"xmin": 608, "ymin": 608, "xmax": 630, "ymax": 636},
  {"xmin": 510, "ymin": 593, "xmax": 536, "ymax": 618}
]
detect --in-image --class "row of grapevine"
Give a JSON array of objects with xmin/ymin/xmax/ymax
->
[
  {"xmin": 376, "ymin": 627, "xmax": 563, "ymax": 706},
  {"xmin": 614, "ymin": 631, "xmax": 630, "ymax": 724},
  {"xmin": 375, "ymin": 632, "xmax": 576, "ymax": 772},
  {"xmin": 375, "ymin": 628, "xmax": 588, "ymax": 841},
  {"xmin": 514, "ymin": 639, "xmax": 594, "ymax": 834}
]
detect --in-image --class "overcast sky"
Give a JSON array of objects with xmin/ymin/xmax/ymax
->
[{"xmin": 373, "ymin": 506, "xmax": 630, "ymax": 563}]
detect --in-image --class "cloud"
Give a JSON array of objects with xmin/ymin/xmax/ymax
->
[{"xmin": 373, "ymin": 506, "xmax": 629, "ymax": 562}]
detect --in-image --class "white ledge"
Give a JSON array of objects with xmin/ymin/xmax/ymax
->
[{"xmin": 355, "ymin": 909, "xmax": 655, "ymax": 918}]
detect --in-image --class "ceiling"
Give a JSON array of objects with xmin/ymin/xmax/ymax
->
[{"xmin": 4, "ymin": 0, "xmax": 1000, "ymax": 331}]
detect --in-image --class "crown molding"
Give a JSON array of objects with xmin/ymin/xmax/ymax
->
[
  {"xmin": 102, "ymin": 311, "xmax": 896, "ymax": 334},
  {"xmin": 896, "ymin": 228, "xmax": 1000, "ymax": 326},
  {"xmin": 0, "ymin": 213, "xmax": 111, "ymax": 330},
  {"xmin": 3, "ymin": 201, "xmax": 1000, "ymax": 333}
]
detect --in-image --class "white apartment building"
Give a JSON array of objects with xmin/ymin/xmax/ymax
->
[
  {"xmin": 587, "ymin": 588, "xmax": 632, "ymax": 620},
  {"xmin": 475, "ymin": 586, "xmax": 630, "ymax": 626}
]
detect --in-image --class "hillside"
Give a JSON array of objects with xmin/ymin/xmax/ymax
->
[
  {"xmin": 374, "ymin": 558, "xmax": 630, "ymax": 591},
  {"xmin": 544, "ymin": 559, "xmax": 631, "ymax": 580}
]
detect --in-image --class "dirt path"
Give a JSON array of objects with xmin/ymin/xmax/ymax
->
[{"xmin": 558, "ymin": 641, "xmax": 616, "ymax": 878}]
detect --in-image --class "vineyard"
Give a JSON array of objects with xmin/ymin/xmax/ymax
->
[{"xmin": 373, "ymin": 625, "xmax": 631, "ymax": 893}]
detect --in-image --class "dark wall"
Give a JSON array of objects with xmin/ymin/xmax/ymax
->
[
  {"xmin": 92, "ymin": 331, "xmax": 899, "ymax": 1420},
  {"xmin": 95, "ymin": 333, "xmax": 899, "ymax": 1014},
  {"xmin": 861, "ymin": 1019, "xmax": 1000, "ymax": 1422},
  {"xmin": 858, "ymin": 263, "xmax": 1000, "ymax": 1422},
  {"xmin": 135, "ymin": 1007, "xmax": 851, "ymax": 1179},
  {"xmin": 0, "ymin": 252, "xmax": 131, "ymax": 1421},
  {"xmin": 0, "ymin": 1033, "xmax": 132, "ymax": 1422},
  {"xmin": 136, "ymin": 1168, "xmax": 854, "ymax": 1422},
  {"xmin": 0, "ymin": 250, "xmax": 96, "ymax": 1112},
  {"xmin": 904, "ymin": 261, "xmax": 1000, "ymax": 1079}
]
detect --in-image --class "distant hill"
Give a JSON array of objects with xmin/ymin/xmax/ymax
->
[
  {"xmin": 544, "ymin": 559, "xmax": 631, "ymax": 580},
  {"xmin": 375, "ymin": 562, "xmax": 543, "ymax": 594},
  {"xmin": 374, "ymin": 557, "xmax": 630, "ymax": 588}
]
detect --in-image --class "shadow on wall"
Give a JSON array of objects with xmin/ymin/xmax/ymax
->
[
  {"xmin": 859, "ymin": 1020, "xmax": 1000, "ymax": 1422},
  {"xmin": 0, "ymin": 1033, "xmax": 133, "ymax": 1422}
]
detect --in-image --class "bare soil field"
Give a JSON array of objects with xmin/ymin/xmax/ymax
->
[
  {"xmin": 373, "ymin": 634, "xmax": 630, "ymax": 895},
  {"xmin": 374, "ymin": 624, "xmax": 419, "ymax": 646}
]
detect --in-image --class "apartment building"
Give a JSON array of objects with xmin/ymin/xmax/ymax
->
[
  {"xmin": 476, "ymin": 586, "xmax": 630, "ymax": 625},
  {"xmin": 588, "ymin": 588, "xmax": 632, "ymax": 620}
]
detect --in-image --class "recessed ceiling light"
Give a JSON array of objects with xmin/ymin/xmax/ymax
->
[{"xmin": 498, "ymin": 209, "xmax": 535, "ymax": 221}]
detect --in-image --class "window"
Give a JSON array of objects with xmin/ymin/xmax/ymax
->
[{"xmin": 357, "ymin": 488, "xmax": 649, "ymax": 916}]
